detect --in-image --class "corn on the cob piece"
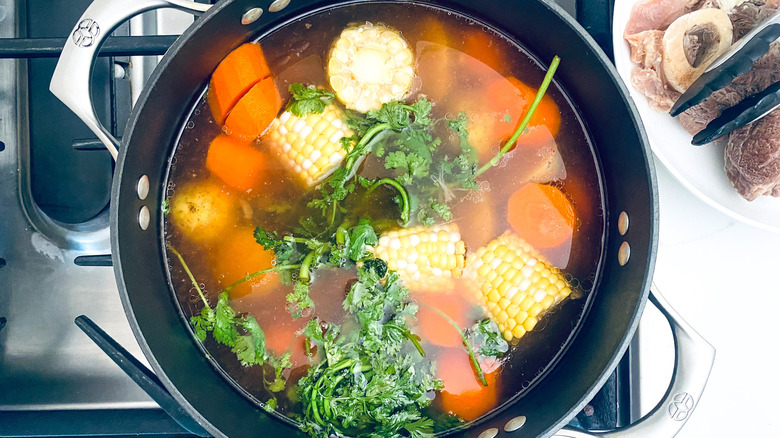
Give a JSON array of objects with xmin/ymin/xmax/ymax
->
[
  {"xmin": 463, "ymin": 232, "xmax": 573, "ymax": 341},
  {"xmin": 327, "ymin": 23, "xmax": 415, "ymax": 113},
  {"xmin": 266, "ymin": 104, "xmax": 353, "ymax": 187},
  {"xmin": 369, "ymin": 224, "xmax": 466, "ymax": 292}
]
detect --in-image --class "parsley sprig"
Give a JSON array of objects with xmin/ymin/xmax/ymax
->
[
  {"xmin": 359, "ymin": 101, "xmax": 479, "ymax": 226},
  {"xmin": 305, "ymin": 99, "xmax": 443, "ymax": 230},
  {"xmin": 422, "ymin": 306, "xmax": 508, "ymax": 387},
  {"xmin": 167, "ymin": 244, "xmax": 293, "ymax": 395},
  {"xmin": 254, "ymin": 220, "xmax": 379, "ymax": 318},
  {"xmin": 298, "ymin": 260, "xmax": 440, "ymax": 438}
]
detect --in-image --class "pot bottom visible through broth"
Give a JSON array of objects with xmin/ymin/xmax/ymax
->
[{"xmin": 164, "ymin": 2, "xmax": 604, "ymax": 436}]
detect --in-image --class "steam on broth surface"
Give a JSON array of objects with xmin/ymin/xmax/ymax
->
[{"xmin": 164, "ymin": 2, "xmax": 604, "ymax": 437}]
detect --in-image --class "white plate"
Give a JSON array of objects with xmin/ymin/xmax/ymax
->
[{"xmin": 612, "ymin": 0, "xmax": 780, "ymax": 233}]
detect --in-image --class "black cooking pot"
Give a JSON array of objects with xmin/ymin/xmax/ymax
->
[{"xmin": 50, "ymin": 0, "xmax": 715, "ymax": 437}]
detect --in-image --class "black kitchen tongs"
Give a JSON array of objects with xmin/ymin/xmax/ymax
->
[{"xmin": 669, "ymin": 10, "xmax": 780, "ymax": 145}]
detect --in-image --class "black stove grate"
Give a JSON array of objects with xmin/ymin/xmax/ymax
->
[{"xmin": 19, "ymin": 0, "xmax": 119, "ymax": 224}]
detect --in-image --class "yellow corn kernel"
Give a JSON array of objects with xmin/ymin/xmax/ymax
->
[
  {"xmin": 266, "ymin": 104, "xmax": 353, "ymax": 188},
  {"xmin": 327, "ymin": 23, "xmax": 415, "ymax": 113},
  {"xmin": 528, "ymin": 303, "xmax": 544, "ymax": 318},
  {"xmin": 463, "ymin": 232, "xmax": 574, "ymax": 341},
  {"xmin": 369, "ymin": 223, "xmax": 466, "ymax": 292},
  {"xmin": 519, "ymin": 295, "xmax": 534, "ymax": 311}
]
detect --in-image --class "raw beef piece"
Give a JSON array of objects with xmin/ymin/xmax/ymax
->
[
  {"xmin": 626, "ymin": 30, "xmax": 665, "ymax": 67},
  {"xmin": 724, "ymin": 110, "xmax": 780, "ymax": 200},
  {"xmin": 631, "ymin": 67, "xmax": 682, "ymax": 110},
  {"xmin": 729, "ymin": 0, "xmax": 779, "ymax": 40},
  {"xmin": 678, "ymin": 41, "xmax": 780, "ymax": 134},
  {"xmin": 624, "ymin": 0, "xmax": 705, "ymax": 35},
  {"xmin": 627, "ymin": 30, "xmax": 682, "ymax": 110}
]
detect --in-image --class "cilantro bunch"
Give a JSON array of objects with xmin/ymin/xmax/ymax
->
[
  {"xmin": 287, "ymin": 89, "xmax": 479, "ymax": 232},
  {"xmin": 347, "ymin": 99, "xmax": 480, "ymax": 226},
  {"xmin": 168, "ymin": 245, "xmax": 292, "ymax": 396},
  {"xmin": 297, "ymin": 260, "xmax": 441, "ymax": 438},
  {"xmin": 254, "ymin": 220, "xmax": 379, "ymax": 318}
]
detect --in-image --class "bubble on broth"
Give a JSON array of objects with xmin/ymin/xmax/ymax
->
[{"xmin": 410, "ymin": 75, "xmax": 423, "ymax": 94}]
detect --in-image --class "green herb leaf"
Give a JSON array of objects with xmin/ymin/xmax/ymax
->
[
  {"xmin": 367, "ymin": 101, "xmax": 412, "ymax": 129},
  {"xmin": 347, "ymin": 220, "xmax": 378, "ymax": 262},
  {"xmin": 263, "ymin": 397, "xmax": 278, "ymax": 413},
  {"xmin": 363, "ymin": 258, "xmax": 388, "ymax": 279},
  {"xmin": 190, "ymin": 306, "xmax": 215, "ymax": 342},
  {"xmin": 448, "ymin": 111, "xmax": 478, "ymax": 163},
  {"xmin": 410, "ymin": 97, "xmax": 433, "ymax": 126},
  {"xmin": 287, "ymin": 83, "xmax": 335, "ymax": 117},
  {"xmin": 213, "ymin": 292, "xmax": 239, "ymax": 346},
  {"xmin": 232, "ymin": 313, "xmax": 269, "ymax": 366},
  {"xmin": 170, "ymin": 246, "xmax": 292, "ymax": 392},
  {"xmin": 287, "ymin": 280, "xmax": 314, "ymax": 318},
  {"xmin": 430, "ymin": 201, "xmax": 453, "ymax": 222},
  {"xmin": 267, "ymin": 352, "xmax": 292, "ymax": 392},
  {"xmin": 467, "ymin": 319, "xmax": 509, "ymax": 358},
  {"xmin": 254, "ymin": 227, "xmax": 294, "ymax": 261}
]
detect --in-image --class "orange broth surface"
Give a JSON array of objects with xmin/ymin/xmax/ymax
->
[{"xmin": 164, "ymin": 2, "xmax": 604, "ymax": 433}]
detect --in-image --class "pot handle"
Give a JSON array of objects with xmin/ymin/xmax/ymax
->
[
  {"xmin": 552, "ymin": 285, "xmax": 715, "ymax": 438},
  {"xmin": 49, "ymin": 0, "xmax": 211, "ymax": 160}
]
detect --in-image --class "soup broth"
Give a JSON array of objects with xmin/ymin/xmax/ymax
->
[{"xmin": 164, "ymin": 2, "xmax": 604, "ymax": 436}]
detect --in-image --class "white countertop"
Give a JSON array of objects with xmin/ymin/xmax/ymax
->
[{"xmin": 637, "ymin": 158, "xmax": 780, "ymax": 436}]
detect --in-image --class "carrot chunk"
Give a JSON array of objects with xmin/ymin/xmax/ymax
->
[
  {"xmin": 507, "ymin": 183, "xmax": 576, "ymax": 248},
  {"xmin": 208, "ymin": 43, "xmax": 272, "ymax": 125},
  {"xmin": 462, "ymin": 30, "xmax": 505, "ymax": 72},
  {"xmin": 206, "ymin": 134, "xmax": 268, "ymax": 191},
  {"xmin": 464, "ymin": 76, "xmax": 561, "ymax": 160},
  {"xmin": 485, "ymin": 76, "xmax": 561, "ymax": 149},
  {"xmin": 261, "ymin": 321, "xmax": 309, "ymax": 367},
  {"xmin": 414, "ymin": 292, "xmax": 468, "ymax": 348},
  {"xmin": 437, "ymin": 349, "xmax": 500, "ymax": 421},
  {"xmin": 223, "ymin": 77, "xmax": 282, "ymax": 140},
  {"xmin": 213, "ymin": 227, "xmax": 277, "ymax": 298}
]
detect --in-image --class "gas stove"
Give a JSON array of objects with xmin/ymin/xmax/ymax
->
[{"xmin": 0, "ymin": 0, "xmax": 636, "ymax": 436}]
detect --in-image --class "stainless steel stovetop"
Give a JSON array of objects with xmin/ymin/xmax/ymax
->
[{"xmin": 0, "ymin": 4, "xmax": 156, "ymax": 413}]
